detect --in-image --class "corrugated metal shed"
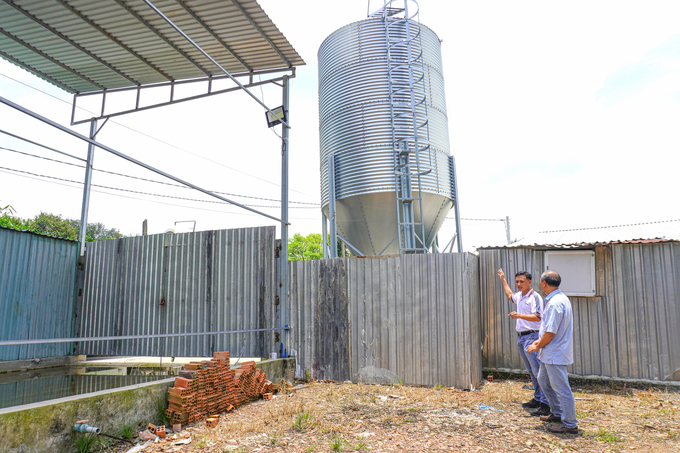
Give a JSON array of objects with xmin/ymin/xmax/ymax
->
[
  {"xmin": 0, "ymin": 226, "xmax": 78, "ymax": 361},
  {"xmin": 0, "ymin": 0, "xmax": 305, "ymax": 94},
  {"xmin": 484, "ymin": 237, "xmax": 678, "ymax": 249},
  {"xmin": 479, "ymin": 240, "xmax": 680, "ymax": 381}
]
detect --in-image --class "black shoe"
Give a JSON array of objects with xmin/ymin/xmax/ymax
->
[
  {"xmin": 531, "ymin": 403, "xmax": 551, "ymax": 417},
  {"xmin": 521, "ymin": 399, "xmax": 541, "ymax": 409}
]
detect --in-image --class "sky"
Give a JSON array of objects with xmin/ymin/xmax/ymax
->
[{"xmin": 1, "ymin": 0, "xmax": 680, "ymax": 251}]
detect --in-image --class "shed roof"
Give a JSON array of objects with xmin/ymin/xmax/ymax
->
[
  {"xmin": 479, "ymin": 237, "xmax": 680, "ymax": 250},
  {"xmin": 0, "ymin": 0, "xmax": 305, "ymax": 94}
]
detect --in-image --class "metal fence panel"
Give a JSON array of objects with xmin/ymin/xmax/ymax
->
[
  {"xmin": 479, "ymin": 242, "xmax": 680, "ymax": 381},
  {"xmin": 288, "ymin": 259, "xmax": 350, "ymax": 381},
  {"xmin": 289, "ymin": 253, "xmax": 482, "ymax": 389},
  {"xmin": 0, "ymin": 228, "xmax": 78, "ymax": 361},
  {"xmin": 78, "ymin": 226, "xmax": 277, "ymax": 358},
  {"xmin": 478, "ymin": 248, "xmax": 545, "ymax": 370},
  {"xmin": 348, "ymin": 254, "xmax": 481, "ymax": 388},
  {"xmin": 612, "ymin": 242, "xmax": 680, "ymax": 380}
]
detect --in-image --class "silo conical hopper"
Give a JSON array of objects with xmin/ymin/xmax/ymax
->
[{"xmin": 319, "ymin": 9, "xmax": 456, "ymax": 255}]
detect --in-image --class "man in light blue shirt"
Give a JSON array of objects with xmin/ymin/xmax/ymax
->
[{"xmin": 528, "ymin": 270, "xmax": 578, "ymax": 434}]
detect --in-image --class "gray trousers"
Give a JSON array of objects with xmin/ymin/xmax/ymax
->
[{"xmin": 537, "ymin": 362, "xmax": 577, "ymax": 428}]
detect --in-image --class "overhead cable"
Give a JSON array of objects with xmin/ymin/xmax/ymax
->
[
  {"xmin": 540, "ymin": 219, "xmax": 680, "ymax": 233},
  {"xmin": 0, "ymin": 166, "xmax": 317, "ymax": 209},
  {"xmin": 0, "ymin": 146, "xmax": 321, "ymax": 206}
]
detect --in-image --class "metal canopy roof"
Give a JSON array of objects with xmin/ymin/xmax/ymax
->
[{"xmin": 0, "ymin": 0, "xmax": 305, "ymax": 94}]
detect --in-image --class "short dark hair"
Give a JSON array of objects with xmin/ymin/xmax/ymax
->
[
  {"xmin": 515, "ymin": 271, "xmax": 532, "ymax": 281},
  {"xmin": 541, "ymin": 271, "xmax": 561, "ymax": 287}
]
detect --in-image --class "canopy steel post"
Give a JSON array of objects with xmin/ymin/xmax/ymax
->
[
  {"xmin": 78, "ymin": 119, "xmax": 97, "ymax": 256},
  {"xmin": 328, "ymin": 154, "xmax": 338, "ymax": 258},
  {"xmin": 322, "ymin": 214, "xmax": 328, "ymax": 259},
  {"xmin": 278, "ymin": 75, "xmax": 290, "ymax": 358}
]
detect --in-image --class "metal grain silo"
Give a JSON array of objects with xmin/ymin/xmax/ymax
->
[{"xmin": 319, "ymin": 3, "xmax": 461, "ymax": 256}]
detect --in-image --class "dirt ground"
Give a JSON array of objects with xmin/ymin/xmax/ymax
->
[{"xmin": 115, "ymin": 378, "xmax": 679, "ymax": 453}]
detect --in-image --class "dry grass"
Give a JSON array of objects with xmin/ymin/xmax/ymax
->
[{"xmin": 115, "ymin": 379, "xmax": 680, "ymax": 453}]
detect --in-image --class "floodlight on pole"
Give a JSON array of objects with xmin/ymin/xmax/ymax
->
[{"xmin": 266, "ymin": 106, "xmax": 287, "ymax": 128}]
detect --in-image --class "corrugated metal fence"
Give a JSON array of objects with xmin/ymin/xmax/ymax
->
[
  {"xmin": 479, "ymin": 242, "xmax": 680, "ymax": 381},
  {"xmin": 0, "ymin": 227, "xmax": 78, "ymax": 361},
  {"xmin": 9, "ymin": 222, "xmax": 678, "ymax": 385},
  {"xmin": 289, "ymin": 253, "xmax": 482, "ymax": 389},
  {"xmin": 77, "ymin": 227, "xmax": 277, "ymax": 358}
]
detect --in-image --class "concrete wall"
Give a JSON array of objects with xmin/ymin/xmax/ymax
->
[{"xmin": 0, "ymin": 378, "xmax": 173, "ymax": 453}]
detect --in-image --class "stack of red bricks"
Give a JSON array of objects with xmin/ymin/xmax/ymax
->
[{"xmin": 166, "ymin": 352, "xmax": 275, "ymax": 429}]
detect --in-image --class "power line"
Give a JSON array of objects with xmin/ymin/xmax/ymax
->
[
  {"xmin": 0, "ymin": 168, "xmax": 319, "ymax": 226},
  {"xmin": 0, "ymin": 146, "xmax": 321, "ymax": 206},
  {"xmin": 0, "ymin": 70, "xmax": 316, "ymax": 198},
  {"xmin": 1, "ymin": 168, "xmax": 318, "ymax": 224},
  {"xmin": 0, "ymin": 166, "xmax": 318, "ymax": 209},
  {"xmin": 446, "ymin": 217, "xmax": 505, "ymax": 222},
  {"xmin": 540, "ymin": 219, "xmax": 680, "ymax": 233}
]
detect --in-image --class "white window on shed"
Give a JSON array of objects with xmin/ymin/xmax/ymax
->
[{"xmin": 544, "ymin": 250, "xmax": 596, "ymax": 297}]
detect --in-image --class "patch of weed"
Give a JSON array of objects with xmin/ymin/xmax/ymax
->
[
  {"xmin": 590, "ymin": 428, "xmax": 621, "ymax": 443},
  {"xmin": 353, "ymin": 439, "xmax": 367, "ymax": 450},
  {"xmin": 75, "ymin": 434, "xmax": 99, "ymax": 453},
  {"xmin": 156, "ymin": 398, "xmax": 168, "ymax": 425},
  {"xmin": 330, "ymin": 437, "xmax": 344, "ymax": 452},
  {"xmin": 293, "ymin": 409, "xmax": 315, "ymax": 432},
  {"xmin": 118, "ymin": 421, "xmax": 134, "ymax": 440}
]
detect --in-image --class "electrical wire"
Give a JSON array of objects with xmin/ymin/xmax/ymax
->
[
  {"xmin": 0, "ymin": 166, "xmax": 318, "ymax": 209},
  {"xmin": 446, "ymin": 217, "xmax": 505, "ymax": 222},
  {"xmin": 0, "ymin": 146, "xmax": 321, "ymax": 206},
  {"xmin": 540, "ymin": 219, "xmax": 680, "ymax": 233},
  {"xmin": 0, "ymin": 168, "xmax": 318, "ymax": 221}
]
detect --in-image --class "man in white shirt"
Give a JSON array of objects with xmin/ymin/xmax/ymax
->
[{"xmin": 498, "ymin": 268, "xmax": 550, "ymax": 416}]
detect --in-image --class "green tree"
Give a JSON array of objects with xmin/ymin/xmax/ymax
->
[
  {"xmin": 0, "ymin": 204, "xmax": 124, "ymax": 242},
  {"xmin": 288, "ymin": 233, "xmax": 323, "ymax": 261},
  {"xmin": 83, "ymin": 221, "xmax": 124, "ymax": 241},
  {"xmin": 0, "ymin": 202, "xmax": 29, "ymax": 230},
  {"xmin": 28, "ymin": 212, "xmax": 79, "ymax": 239}
]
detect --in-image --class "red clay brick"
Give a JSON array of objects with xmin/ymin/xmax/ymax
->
[{"xmin": 174, "ymin": 377, "xmax": 191, "ymax": 388}]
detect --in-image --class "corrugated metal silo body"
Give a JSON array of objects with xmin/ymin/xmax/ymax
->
[{"xmin": 319, "ymin": 17, "xmax": 454, "ymax": 256}]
